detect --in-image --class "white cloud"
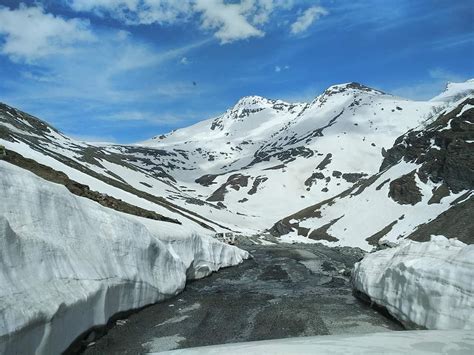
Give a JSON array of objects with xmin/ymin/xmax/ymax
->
[
  {"xmin": 69, "ymin": 0, "xmax": 193, "ymax": 25},
  {"xmin": 0, "ymin": 4, "xmax": 95, "ymax": 62},
  {"xmin": 68, "ymin": 0, "xmax": 295, "ymax": 44},
  {"xmin": 180, "ymin": 56, "xmax": 189, "ymax": 64},
  {"xmin": 195, "ymin": 0, "xmax": 265, "ymax": 43},
  {"xmin": 290, "ymin": 6, "xmax": 328, "ymax": 34}
]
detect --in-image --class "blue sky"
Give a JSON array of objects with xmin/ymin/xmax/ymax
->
[{"xmin": 0, "ymin": 0, "xmax": 473, "ymax": 143}]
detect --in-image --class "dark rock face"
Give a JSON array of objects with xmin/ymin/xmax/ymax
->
[
  {"xmin": 304, "ymin": 172, "xmax": 325, "ymax": 187},
  {"xmin": 365, "ymin": 220, "xmax": 398, "ymax": 246},
  {"xmin": 408, "ymin": 195, "xmax": 473, "ymax": 244},
  {"xmin": 375, "ymin": 178, "xmax": 390, "ymax": 191},
  {"xmin": 249, "ymin": 146, "xmax": 314, "ymax": 167},
  {"xmin": 248, "ymin": 176, "xmax": 268, "ymax": 195},
  {"xmin": 307, "ymin": 217, "xmax": 342, "ymax": 242},
  {"xmin": 271, "ymin": 220, "xmax": 294, "ymax": 236},
  {"xmin": 195, "ymin": 174, "xmax": 219, "ymax": 186},
  {"xmin": 381, "ymin": 98, "xmax": 474, "ymax": 193},
  {"xmin": 316, "ymin": 153, "xmax": 332, "ymax": 170},
  {"xmin": 207, "ymin": 174, "xmax": 250, "ymax": 202},
  {"xmin": 388, "ymin": 170, "xmax": 422, "ymax": 205},
  {"xmin": 341, "ymin": 172, "xmax": 367, "ymax": 183},
  {"xmin": 428, "ymin": 183, "xmax": 450, "ymax": 204}
]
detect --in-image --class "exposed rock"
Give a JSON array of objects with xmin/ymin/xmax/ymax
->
[
  {"xmin": 428, "ymin": 184, "xmax": 450, "ymax": 204},
  {"xmin": 307, "ymin": 217, "xmax": 342, "ymax": 242},
  {"xmin": 207, "ymin": 174, "xmax": 250, "ymax": 202},
  {"xmin": 380, "ymin": 98, "xmax": 474, "ymax": 193},
  {"xmin": 316, "ymin": 153, "xmax": 332, "ymax": 170},
  {"xmin": 365, "ymin": 220, "xmax": 398, "ymax": 247},
  {"xmin": 407, "ymin": 196, "xmax": 473, "ymax": 244},
  {"xmin": 195, "ymin": 174, "xmax": 219, "ymax": 186},
  {"xmin": 375, "ymin": 178, "xmax": 390, "ymax": 191},
  {"xmin": 388, "ymin": 170, "xmax": 422, "ymax": 205},
  {"xmin": 341, "ymin": 172, "xmax": 367, "ymax": 183},
  {"xmin": 304, "ymin": 172, "xmax": 325, "ymax": 187},
  {"xmin": 248, "ymin": 176, "xmax": 268, "ymax": 195}
]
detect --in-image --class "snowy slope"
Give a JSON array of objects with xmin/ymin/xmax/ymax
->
[
  {"xmin": 353, "ymin": 236, "xmax": 474, "ymax": 330},
  {"xmin": 272, "ymin": 96, "xmax": 474, "ymax": 250},
  {"xmin": 431, "ymin": 79, "xmax": 474, "ymax": 103},
  {"xmin": 156, "ymin": 330, "xmax": 474, "ymax": 354},
  {"xmin": 137, "ymin": 83, "xmax": 449, "ymax": 231},
  {"xmin": 1, "ymin": 80, "xmax": 473, "ymax": 235},
  {"xmin": 0, "ymin": 102, "xmax": 227, "ymax": 233},
  {"xmin": 0, "ymin": 161, "xmax": 248, "ymax": 355}
]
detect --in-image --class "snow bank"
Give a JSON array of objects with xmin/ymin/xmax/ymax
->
[
  {"xmin": 0, "ymin": 162, "xmax": 248, "ymax": 354},
  {"xmin": 155, "ymin": 330, "xmax": 474, "ymax": 354},
  {"xmin": 352, "ymin": 236, "xmax": 474, "ymax": 330}
]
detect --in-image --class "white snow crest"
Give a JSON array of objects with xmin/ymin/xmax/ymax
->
[
  {"xmin": 0, "ymin": 162, "xmax": 248, "ymax": 354},
  {"xmin": 155, "ymin": 330, "xmax": 474, "ymax": 354},
  {"xmin": 352, "ymin": 236, "xmax": 474, "ymax": 330}
]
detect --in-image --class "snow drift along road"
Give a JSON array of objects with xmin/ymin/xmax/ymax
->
[
  {"xmin": 0, "ymin": 161, "xmax": 248, "ymax": 355},
  {"xmin": 352, "ymin": 236, "xmax": 474, "ymax": 330},
  {"xmin": 156, "ymin": 330, "xmax": 474, "ymax": 355}
]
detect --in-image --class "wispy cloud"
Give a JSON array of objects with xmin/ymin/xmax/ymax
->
[
  {"xmin": 390, "ymin": 68, "xmax": 468, "ymax": 100},
  {"xmin": 69, "ymin": 133, "xmax": 118, "ymax": 143},
  {"xmin": 290, "ymin": 6, "xmax": 328, "ymax": 34}
]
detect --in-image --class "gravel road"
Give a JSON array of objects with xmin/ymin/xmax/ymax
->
[{"xmin": 81, "ymin": 243, "xmax": 402, "ymax": 354}]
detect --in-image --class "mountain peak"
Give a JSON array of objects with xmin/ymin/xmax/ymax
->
[
  {"xmin": 233, "ymin": 95, "xmax": 274, "ymax": 109},
  {"xmin": 323, "ymin": 82, "xmax": 385, "ymax": 96},
  {"xmin": 430, "ymin": 79, "xmax": 474, "ymax": 103}
]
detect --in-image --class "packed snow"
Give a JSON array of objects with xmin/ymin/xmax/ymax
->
[
  {"xmin": 352, "ymin": 236, "xmax": 474, "ymax": 330},
  {"xmin": 430, "ymin": 79, "xmax": 474, "ymax": 102},
  {"xmin": 155, "ymin": 330, "xmax": 474, "ymax": 354},
  {"xmin": 277, "ymin": 159, "xmax": 471, "ymax": 250},
  {"xmin": 0, "ymin": 161, "xmax": 248, "ymax": 355}
]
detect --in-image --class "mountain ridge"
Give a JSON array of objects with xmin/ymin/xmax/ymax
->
[{"xmin": 1, "ymin": 79, "xmax": 473, "ymax": 245}]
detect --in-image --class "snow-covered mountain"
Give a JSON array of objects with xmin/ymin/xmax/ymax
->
[
  {"xmin": 138, "ymin": 82, "xmax": 450, "ymax": 231},
  {"xmin": 1, "ymin": 80, "xmax": 473, "ymax": 241},
  {"xmin": 271, "ymin": 96, "xmax": 473, "ymax": 250},
  {"xmin": 1, "ymin": 79, "xmax": 473, "ymax": 353}
]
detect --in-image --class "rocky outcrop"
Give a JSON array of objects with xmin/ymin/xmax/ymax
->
[
  {"xmin": 248, "ymin": 176, "xmax": 268, "ymax": 195},
  {"xmin": 207, "ymin": 174, "xmax": 250, "ymax": 202},
  {"xmin": 195, "ymin": 174, "xmax": 219, "ymax": 186},
  {"xmin": 408, "ymin": 195, "xmax": 473, "ymax": 244},
  {"xmin": 381, "ymin": 98, "xmax": 474, "ymax": 193},
  {"xmin": 341, "ymin": 172, "xmax": 367, "ymax": 183},
  {"xmin": 388, "ymin": 170, "xmax": 422, "ymax": 205}
]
